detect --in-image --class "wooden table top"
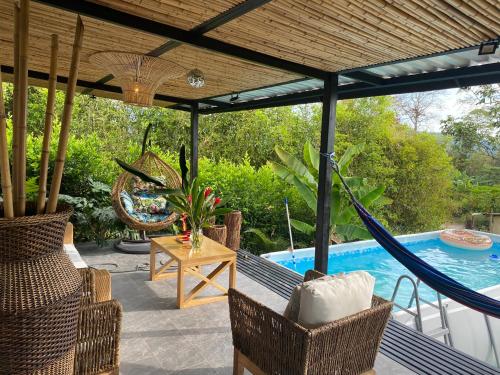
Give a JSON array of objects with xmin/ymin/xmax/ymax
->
[{"xmin": 151, "ymin": 235, "xmax": 236, "ymax": 263}]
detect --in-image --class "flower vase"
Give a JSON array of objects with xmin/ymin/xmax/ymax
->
[{"xmin": 190, "ymin": 228, "xmax": 204, "ymax": 252}]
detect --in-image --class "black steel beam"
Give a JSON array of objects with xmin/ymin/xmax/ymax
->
[
  {"xmin": 341, "ymin": 70, "xmax": 385, "ymax": 86},
  {"xmin": 200, "ymin": 89, "xmax": 323, "ymax": 114},
  {"xmin": 199, "ymin": 63, "xmax": 500, "ymax": 113},
  {"xmin": 168, "ymin": 104, "xmax": 192, "ymax": 112},
  {"xmin": 200, "ymin": 77, "xmax": 313, "ymax": 102},
  {"xmin": 339, "ymin": 63, "xmax": 500, "ymax": 98},
  {"xmin": 33, "ymin": 0, "xmax": 324, "ymax": 79},
  {"xmin": 192, "ymin": 0, "xmax": 272, "ymax": 34},
  {"xmin": 82, "ymin": 0, "xmax": 272, "ymax": 93},
  {"xmin": 149, "ymin": 0, "xmax": 272, "ymax": 57},
  {"xmin": 190, "ymin": 103, "xmax": 199, "ymax": 180},
  {"xmin": 0, "ymin": 65, "xmax": 204, "ymax": 106},
  {"xmin": 201, "ymin": 96, "xmax": 321, "ymax": 114},
  {"xmin": 314, "ymin": 73, "xmax": 338, "ymax": 274}
]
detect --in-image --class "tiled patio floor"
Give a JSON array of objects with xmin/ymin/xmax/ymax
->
[{"xmin": 77, "ymin": 242, "xmax": 416, "ymax": 375}]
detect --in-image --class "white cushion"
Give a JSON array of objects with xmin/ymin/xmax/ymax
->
[
  {"xmin": 283, "ymin": 275, "xmax": 332, "ymax": 322},
  {"xmin": 63, "ymin": 244, "xmax": 87, "ymax": 269},
  {"xmin": 298, "ymin": 271, "xmax": 375, "ymax": 328}
]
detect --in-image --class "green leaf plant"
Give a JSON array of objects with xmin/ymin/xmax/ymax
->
[{"xmin": 270, "ymin": 142, "xmax": 386, "ymax": 243}]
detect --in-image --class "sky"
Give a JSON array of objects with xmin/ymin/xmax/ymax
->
[{"xmin": 421, "ymin": 88, "xmax": 472, "ymax": 133}]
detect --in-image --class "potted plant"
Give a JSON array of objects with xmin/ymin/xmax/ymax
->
[
  {"xmin": 169, "ymin": 181, "xmax": 230, "ymax": 251},
  {"xmin": 0, "ymin": 12, "xmax": 85, "ymax": 374}
]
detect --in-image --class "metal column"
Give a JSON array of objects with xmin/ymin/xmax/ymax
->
[
  {"xmin": 314, "ymin": 73, "xmax": 338, "ymax": 273},
  {"xmin": 190, "ymin": 102, "xmax": 199, "ymax": 180}
]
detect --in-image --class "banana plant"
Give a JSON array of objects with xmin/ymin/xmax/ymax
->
[{"xmin": 270, "ymin": 142, "xmax": 386, "ymax": 242}]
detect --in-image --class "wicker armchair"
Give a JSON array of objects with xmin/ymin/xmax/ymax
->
[
  {"xmin": 228, "ymin": 270, "xmax": 393, "ymax": 375},
  {"xmin": 76, "ymin": 268, "xmax": 122, "ymax": 375}
]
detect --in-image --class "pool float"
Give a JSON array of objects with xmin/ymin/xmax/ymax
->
[
  {"xmin": 440, "ymin": 229, "xmax": 493, "ymax": 250},
  {"xmin": 490, "ymin": 254, "xmax": 499, "ymax": 261}
]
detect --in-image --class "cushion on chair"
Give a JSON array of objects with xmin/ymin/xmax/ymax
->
[
  {"xmin": 120, "ymin": 190, "xmax": 171, "ymax": 224},
  {"xmin": 121, "ymin": 191, "xmax": 135, "ymax": 215},
  {"xmin": 132, "ymin": 192, "xmax": 169, "ymax": 214},
  {"xmin": 284, "ymin": 275, "xmax": 332, "ymax": 323},
  {"xmin": 298, "ymin": 271, "xmax": 375, "ymax": 328},
  {"xmin": 284, "ymin": 284, "xmax": 302, "ymax": 322},
  {"xmin": 64, "ymin": 244, "xmax": 87, "ymax": 269}
]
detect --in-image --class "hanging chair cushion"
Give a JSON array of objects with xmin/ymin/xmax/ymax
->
[
  {"xmin": 120, "ymin": 191, "xmax": 171, "ymax": 224},
  {"xmin": 132, "ymin": 193, "xmax": 170, "ymax": 215},
  {"xmin": 131, "ymin": 176, "xmax": 164, "ymax": 194}
]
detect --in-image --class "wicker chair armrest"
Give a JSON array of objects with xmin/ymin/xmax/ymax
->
[
  {"xmin": 75, "ymin": 299, "xmax": 122, "ymax": 375},
  {"xmin": 64, "ymin": 222, "xmax": 74, "ymax": 244},
  {"xmin": 305, "ymin": 296, "xmax": 393, "ymax": 375},
  {"xmin": 228, "ymin": 288, "xmax": 311, "ymax": 375},
  {"xmin": 93, "ymin": 269, "xmax": 112, "ymax": 302},
  {"xmin": 303, "ymin": 269, "xmax": 326, "ymax": 282},
  {"xmin": 78, "ymin": 268, "xmax": 97, "ymax": 305}
]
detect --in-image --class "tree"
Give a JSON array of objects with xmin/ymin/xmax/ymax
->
[
  {"xmin": 441, "ymin": 84, "xmax": 499, "ymax": 174},
  {"xmin": 394, "ymin": 92, "xmax": 440, "ymax": 131},
  {"xmin": 385, "ymin": 130, "xmax": 456, "ymax": 231}
]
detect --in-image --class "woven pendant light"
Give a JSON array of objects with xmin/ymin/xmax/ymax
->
[{"xmin": 90, "ymin": 52, "xmax": 186, "ymax": 106}]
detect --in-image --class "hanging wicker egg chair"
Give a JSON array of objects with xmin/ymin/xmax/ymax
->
[{"xmin": 111, "ymin": 151, "xmax": 182, "ymax": 232}]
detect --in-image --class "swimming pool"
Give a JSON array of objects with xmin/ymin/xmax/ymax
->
[{"xmin": 263, "ymin": 231, "xmax": 500, "ymax": 307}]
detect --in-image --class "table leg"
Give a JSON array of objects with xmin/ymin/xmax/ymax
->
[
  {"xmin": 229, "ymin": 258, "xmax": 237, "ymax": 289},
  {"xmin": 177, "ymin": 261, "xmax": 185, "ymax": 308},
  {"xmin": 150, "ymin": 242, "xmax": 156, "ymax": 281}
]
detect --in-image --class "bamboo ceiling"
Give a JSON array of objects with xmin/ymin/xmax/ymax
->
[
  {"xmin": 207, "ymin": 0, "xmax": 500, "ymax": 72},
  {"xmin": 0, "ymin": 0, "xmax": 499, "ymax": 106},
  {"xmin": 0, "ymin": 0, "xmax": 300, "ymax": 105}
]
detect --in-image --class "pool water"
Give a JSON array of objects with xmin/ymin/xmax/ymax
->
[{"xmin": 276, "ymin": 238, "xmax": 500, "ymax": 307}]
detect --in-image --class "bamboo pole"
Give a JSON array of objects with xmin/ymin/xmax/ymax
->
[
  {"xmin": 36, "ymin": 34, "xmax": 58, "ymax": 214},
  {"xmin": 46, "ymin": 16, "xmax": 84, "ymax": 214},
  {"xmin": 12, "ymin": 2, "xmax": 20, "ymax": 213},
  {"xmin": 0, "ymin": 73, "xmax": 14, "ymax": 218},
  {"xmin": 14, "ymin": 0, "xmax": 29, "ymax": 216}
]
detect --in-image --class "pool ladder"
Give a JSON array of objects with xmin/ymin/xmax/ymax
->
[
  {"xmin": 391, "ymin": 275, "xmax": 500, "ymax": 367},
  {"xmin": 390, "ymin": 275, "xmax": 454, "ymax": 347}
]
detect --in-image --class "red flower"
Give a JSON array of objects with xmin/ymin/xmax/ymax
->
[
  {"xmin": 214, "ymin": 197, "xmax": 221, "ymax": 206},
  {"xmin": 187, "ymin": 195, "xmax": 192, "ymax": 203},
  {"xmin": 204, "ymin": 187, "xmax": 212, "ymax": 198}
]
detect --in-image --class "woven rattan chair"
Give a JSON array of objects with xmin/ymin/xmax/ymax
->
[
  {"xmin": 111, "ymin": 151, "xmax": 181, "ymax": 232},
  {"xmin": 76, "ymin": 268, "xmax": 122, "ymax": 375},
  {"xmin": 228, "ymin": 270, "xmax": 393, "ymax": 375}
]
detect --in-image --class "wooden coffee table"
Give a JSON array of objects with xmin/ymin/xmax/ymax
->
[{"xmin": 150, "ymin": 236, "xmax": 237, "ymax": 308}]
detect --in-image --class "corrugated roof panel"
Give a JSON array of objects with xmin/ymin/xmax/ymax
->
[
  {"xmin": 198, "ymin": 45, "xmax": 500, "ymax": 110},
  {"xmin": 367, "ymin": 47, "xmax": 500, "ymax": 78}
]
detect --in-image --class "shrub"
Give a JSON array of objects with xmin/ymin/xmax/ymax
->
[
  {"xmin": 197, "ymin": 156, "xmax": 313, "ymax": 253},
  {"xmin": 59, "ymin": 179, "xmax": 125, "ymax": 246}
]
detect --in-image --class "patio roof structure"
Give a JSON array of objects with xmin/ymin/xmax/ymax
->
[
  {"xmin": 1, "ymin": 0, "xmax": 499, "ymax": 271},
  {"xmin": 1, "ymin": 1, "xmax": 500, "ymax": 374}
]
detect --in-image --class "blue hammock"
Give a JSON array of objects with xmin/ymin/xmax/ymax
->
[{"xmin": 327, "ymin": 154, "xmax": 500, "ymax": 319}]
